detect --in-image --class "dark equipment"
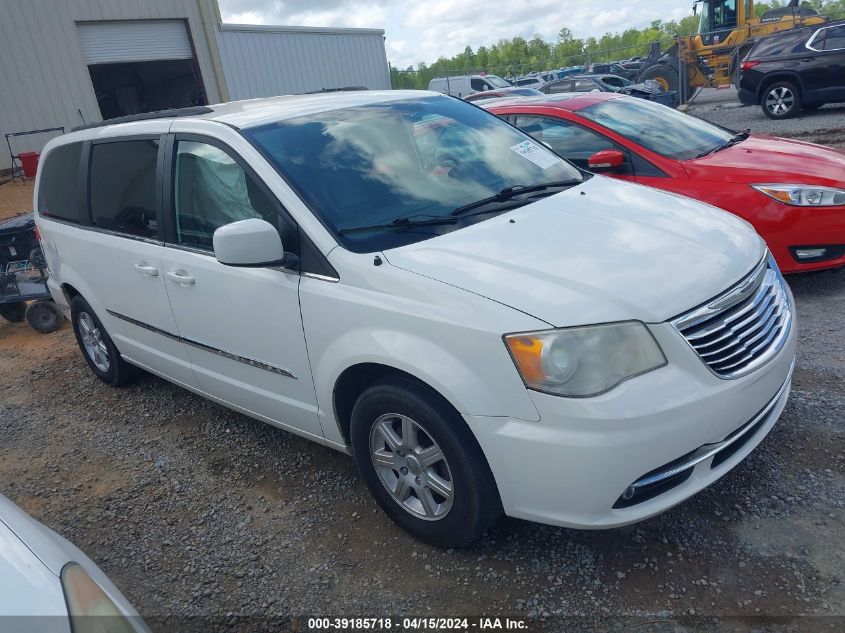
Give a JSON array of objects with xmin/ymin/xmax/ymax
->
[{"xmin": 0, "ymin": 212, "xmax": 62, "ymax": 333}]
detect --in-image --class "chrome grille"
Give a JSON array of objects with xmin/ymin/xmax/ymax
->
[{"xmin": 672, "ymin": 254, "xmax": 793, "ymax": 379}]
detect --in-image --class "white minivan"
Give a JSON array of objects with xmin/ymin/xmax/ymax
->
[
  {"xmin": 428, "ymin": 74, "xmax": 512, "ymax": 98},
  {"xmin": 35, "ymin": 91, "xmax": 796, "ymax": 547}
]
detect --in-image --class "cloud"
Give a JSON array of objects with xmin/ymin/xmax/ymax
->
[{"xmin": 218, "ymin": 0, "xmax": 693, "ymax": 68}]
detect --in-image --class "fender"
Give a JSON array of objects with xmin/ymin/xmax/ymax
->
[
  {"xmin": 311, "ymin": 327, "xmax": 542, "ymax": 447},
  {"xmin": 756, "ymin": 70, "xmax": 805, "ymax": 101}
]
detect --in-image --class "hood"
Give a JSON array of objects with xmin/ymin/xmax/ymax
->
[
  {"xmin": 683, "ymin": 135, "xmax": 845, "ymax": 186},
  {"xmin": 384, "ymin": 176, "xmax": 764, "ymax": 326}
]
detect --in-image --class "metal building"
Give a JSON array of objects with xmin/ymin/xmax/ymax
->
[
  {"xmin": 218, "ymin": 24, "xmax": 391, "ymax": 100},
  {"xmin": 0, "ymin": 0, "xmax": 390, "ymax": 172}
]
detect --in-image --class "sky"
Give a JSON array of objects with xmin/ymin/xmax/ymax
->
[{"xmin": 217, "ymin": 0, "xmax": 696, "ymax": 69}]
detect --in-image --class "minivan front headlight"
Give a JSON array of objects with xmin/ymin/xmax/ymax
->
[
  {"xmin": 752, "ymin": 184, "xmax": 845, "ymax": 207},
  {"xmin": 61, "ymin": 563, "xmax": 137, "ymax": 633},
  {"xmin": 504, "ymin": 321, "xmax": 666, "ymax": 397}
]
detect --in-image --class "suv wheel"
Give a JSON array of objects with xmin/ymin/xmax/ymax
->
[
  {"xmin": 350, "ymin": 376, "xmax": 501, "ymax": 547},
  {"xmin": 70, "ymin": 296, "xmax": 134, "ymax": 386},
  {"xmin": 762, "ymin": 81, "xmax": 800, "ymax": 119}
]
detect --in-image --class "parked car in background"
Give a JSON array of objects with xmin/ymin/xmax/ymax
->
[
  {"xmin": 541, "ymin": 74, "xmax": 677, "ymax": 107},
  {"xmin": 36, "ymin": 91, "xmax": 795, "ymax": 546},
  {"xmin": 428, "ymin": 74, "xmax": 512, "ymax": 98},
  {"xmin": 739, "ymin": 20, "xmax": 845, "ymax": 119},
  {"xmin": 512, "ymin": 75, "xmax": 547, "ymax": 88},
  {"xmin": 485, "ymin": 92, "xmax": 845, "ymax": 273},
  {"xmin": 588, "ymin": 62, "xmax": 638, "ymax": 81},
  {"xmin": 0, "ymin": 493, "xmax": 148, "ymax": 630},
  {"xmin": 464, "ymin": 87, "xmax": 544, "ymax": 102}
]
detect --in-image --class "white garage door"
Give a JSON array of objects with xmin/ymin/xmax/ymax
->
[{"xmin": 78, "ymin": 20, "xmax": 193, "ymax": 65}]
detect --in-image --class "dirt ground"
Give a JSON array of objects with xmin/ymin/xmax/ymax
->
[{"xmin": 0, "ymin": 180, "xmax": 34, "ymax": 221}]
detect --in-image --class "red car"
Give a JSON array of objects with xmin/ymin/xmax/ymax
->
[{"xmin": 484, "ymin": 93, "xmax": 845, "ymax": 273}]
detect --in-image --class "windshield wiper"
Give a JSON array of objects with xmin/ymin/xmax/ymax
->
[
  {"xmin": 450, "ymin": 179, "xmax": 583, "ymax": 217},
  {"xmin": 696, "ymin": 131, "xmax": 750, "ymax": 158},
  {"xmin": 338, "ymin": 215, "xmax": 458, "ymax": 235}
]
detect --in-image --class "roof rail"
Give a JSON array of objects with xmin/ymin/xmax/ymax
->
[
  {"xmin": 71, "ymin": 106, "xmax": 214, "ymax": 132},
  {"xmin": 302, "ymin": 86, "xmax": 368, "ymax": 94}
]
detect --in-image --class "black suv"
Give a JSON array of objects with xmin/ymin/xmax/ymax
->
[{"xmin": 739, "ymin": 21, "xmax": 845, "ymax": 119}]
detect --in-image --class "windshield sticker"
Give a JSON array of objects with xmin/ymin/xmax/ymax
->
[{"xmin": 509, "ymin": 140, "xmax": 562, "ymax": 169}]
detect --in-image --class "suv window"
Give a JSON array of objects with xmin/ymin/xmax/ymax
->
[
  {"xmin": 89, "ymin": 139, "xmax": 160, "ymax": 239},
  {"xmin": 819, "ymin": 25, "xmax": 845, "ymax": 51},
  {"xmin": 573, "ymin": 79, "xmax": 598, "ymax": 91},
  {"xmin": 173, "ymin": 140, "xmax": 281, "ymax": 251},
  {"xmin": 38, "ymin": 142, "xmax": 84, "ymax": 223},
  {"xmin": 547, "ymin": 80, "xmax": 573, "ymax": 93}
]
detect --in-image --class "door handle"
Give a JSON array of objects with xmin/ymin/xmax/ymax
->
[
  {"xmin": 134, "ymin": 262, "xmax": 159, "ymax": 277},
  {"xmin": 166, "ymin": 270, "xmax": 196, "ymax": 286}
]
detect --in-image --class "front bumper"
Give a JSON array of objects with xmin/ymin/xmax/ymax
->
[{"xmin": 464, "ymin": 309, "xmax": 797, "ymax": 529}]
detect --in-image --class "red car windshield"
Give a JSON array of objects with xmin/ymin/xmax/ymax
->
[{"xmin": 578, "ymin": 97, "xmax": 734, "ymax": 160}]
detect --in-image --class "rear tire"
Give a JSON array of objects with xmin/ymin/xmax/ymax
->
[
  {"xmin": 350, "ymin": 376, "xmax": 501, "ymax": 547},
  {"xmin": 25, "ymin": 300, "xmax": 62, "ymax": 333},
  {"xmin": 0, "ymin": 302, "xmax": 26, "ymax": 323},
  {"xmin": 762, "ymin": 81, "xmax": 800, "ymax": 119},
  {"xmin": 70, "ymin": 295, "xmax": 134, "ymax": 386}
]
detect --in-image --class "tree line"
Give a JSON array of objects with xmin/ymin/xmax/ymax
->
[{"xmin": 390, "ymin": 0, "xmax": 845, "ymax": 89}]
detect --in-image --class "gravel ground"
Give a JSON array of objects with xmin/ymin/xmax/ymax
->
[
  {"xmin": 687, "ymin": 88, "xmax": 845, "ymax": 146},
  {"xmin": 1, "ymin": 270, "xmax": 842, "ymax": 632}
]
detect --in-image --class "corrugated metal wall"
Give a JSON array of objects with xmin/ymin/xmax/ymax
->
[
  {"xmin": 0, "ymin": 0, "xmax": 225, "ymax": 171},
  {"xmin": 217, "ymin": 24, "xmax": 391, "ymax": 100}
]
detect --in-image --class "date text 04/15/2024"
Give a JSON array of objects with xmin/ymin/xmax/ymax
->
[{"xmin": 305, "ymin": 617, "xmax": 529, "ymax": 630}]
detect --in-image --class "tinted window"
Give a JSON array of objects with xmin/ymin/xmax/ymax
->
[
  {"xmin": 470, "ymin": 78, "xmax": 488, "ymax": 91},
  {"xmin": 245, "ymin": 96, "xmax": 583, "ymax": 253},
  {"xmin": 514, "ymin": 116, "xmax": 619, "ymax": 170},
  {"xmin": 174, "ymin": 141, "xmax": 283, "ymax": 251},
  {"xmin": 547, "ymin": 80, "xmax": 573, "ymax": 93},
  {"xmin": 573, "ymin": 79, "xmax": 599, "ymax": 91},
  {"xmin": 38, "ymin": 142, "xmax": 84, "ymax": 223},
  {"xmin": 820, "ymin": 25, "xmax": 845, "ymax": 50},
  {"xmin": 579, "ymin": 97, "xmax": 733, "ymax": 160},
  {"xmin": 90, "ymin": 139, "xmax": 159, "ymax": 239}
]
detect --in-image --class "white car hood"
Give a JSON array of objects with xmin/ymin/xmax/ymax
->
[{"xmin": 384, "ymin": 176, "xmax": 764, "ymax": 326}]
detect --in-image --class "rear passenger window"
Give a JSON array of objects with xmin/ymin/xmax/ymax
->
[
  {"xmin": 38, "ymin": 142, "xmax": 84, "ymax": 223},
  {"xmin": 173, "ymin": 141, "xmax": 282, "ymax": 251},
  {"xmin": 821, "ymin": 25, "xmax": 845, "ymax": 51},
  {"xmin": 89, "ymin": 139, "xmax": 160, "ymax": 239}
]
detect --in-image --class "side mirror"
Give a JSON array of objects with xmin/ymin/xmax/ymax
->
[
  {"xmin": 213, "ymin": 218, "xmax": 291, "ymax": 267},
  {"xmin": 588, "ymin": 149, "xmax": 626, "ymax": 173}
]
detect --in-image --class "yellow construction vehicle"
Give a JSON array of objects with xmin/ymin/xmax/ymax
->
[{"xmin": 638, "ymin": 0, "xmax": 827, "ymax": 99}]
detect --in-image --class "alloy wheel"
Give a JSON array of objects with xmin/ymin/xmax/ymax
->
[
  {"xmin": 765, "ymin": 86, "xmax": 794, "ymax": 116},
  {"xmin": 78, "ymin": 311, "xmax": 110, "ymax": 372},
  {"xmin": 369, "ymin": 413, "xmax": 454, "ymax": 521}
]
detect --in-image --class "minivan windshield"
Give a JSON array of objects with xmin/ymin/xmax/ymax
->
[
  {"xmin": 244, "ymin": 96, "xmax": 584, "ymax": 252},
  {"xmin": 577, "ymin": 97, "xmax": 735, "ymax": 160},
  {"xmin": 485, "ymin": 75, "xmax": 511, "ymax": 88}
]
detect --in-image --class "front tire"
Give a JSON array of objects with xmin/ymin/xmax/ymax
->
[
  {"xmin": 350, "ymin": 377, "xmax": 501, "ymax": 547},
  {"xmin": 70, "ymin": 296, "xmax": 134, "ymax": 386},
  {"xmin": 640, "ymin": 63, "xmax": 695, "ymax": 100},
  {"xmin": 762, "ymin": 81, "xmax": 800, "ymax": 119}
]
